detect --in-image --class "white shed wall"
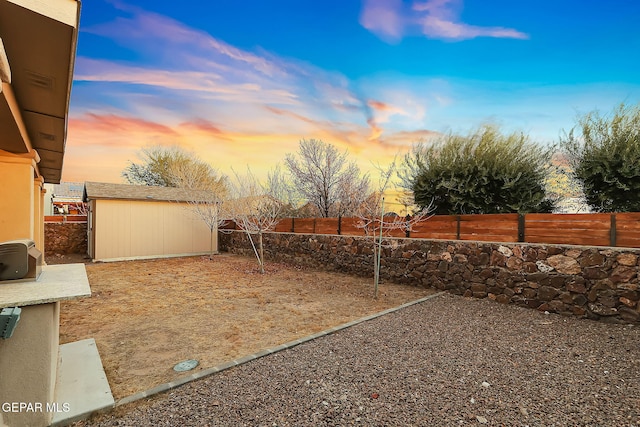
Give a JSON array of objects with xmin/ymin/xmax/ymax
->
[{"xmin": 92, "ymin": 199, "xmax": 215, "ymax": 261}]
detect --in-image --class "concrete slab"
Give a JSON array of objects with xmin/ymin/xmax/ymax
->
[{"xmin": 51, "ymin": 339, "xmax": 114, "ymax": 426}]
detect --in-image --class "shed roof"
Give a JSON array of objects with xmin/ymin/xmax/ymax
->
[{"xmin": 83, "ymin": 182, "xmax": 219, "ymax": 203}]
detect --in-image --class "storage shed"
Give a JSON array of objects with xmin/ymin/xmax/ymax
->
[{"xmin": 84, "ymin": 181, "xmax": 218, "ymax": 261}]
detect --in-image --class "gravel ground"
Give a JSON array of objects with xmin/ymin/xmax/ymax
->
[{"xmin": 80, "ymin": 293, "xmax": 640, "ymax": 427}]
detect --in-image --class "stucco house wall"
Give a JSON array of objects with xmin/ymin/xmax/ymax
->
[{"xmin": 0, "ymin": 1, "xmax": 87, "ymax": 425}]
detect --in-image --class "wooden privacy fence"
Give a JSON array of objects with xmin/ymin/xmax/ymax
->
[{"xmin": 221, "ymin": 212, "xmax": 640, "ymax": 249}]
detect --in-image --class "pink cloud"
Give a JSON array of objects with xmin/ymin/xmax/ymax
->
[
  {"xmin": 74, "ymin": 58, "xmax": 300, "ymax": 106},
  {"xmin": 264, "ymin": 106, "xmax": 318, "ymax": 126},
  {"xmin": 359, "ymin": 0, "xmax": 406, "ymax": 43},
  {"xmin": 178, "ymin": 119, "xmax": 225, "ymax": 136},
  {"xmin": 69, "ymin": 113, "xmax": 177, "ymax": 141},
  {"xmin": 360, "ymin": 0, "xmax": 529, "ymax": 42},
  {"xmin": 368, "ymin": 100, "xmax": 396, "ymax": 112}
]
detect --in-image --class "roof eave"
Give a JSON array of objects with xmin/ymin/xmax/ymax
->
[{"xmin": 0, "ymin": 0, "xmax": 81, "ymax": 184}]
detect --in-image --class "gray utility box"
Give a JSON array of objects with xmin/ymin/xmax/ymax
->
[
  {"xmin": 0, "ymin": 307, "xmax": 21, "ymax": 339},
  {"xmin": 0, "ymin": 239, "xmax": 42, "ymax": 281}
]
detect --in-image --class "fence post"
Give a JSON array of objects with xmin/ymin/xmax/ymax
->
[
  {"xmin": 518, "ymin": 214, "xmax": 525, "ymax": 242},
  {"xmin": 610, "ymin": 214, "xmax": 617, "ymax": 247},
  {"xmin": 291, "ymin": 217, "xmax": 295, "ymax": 233},
  {"xmin": 338, "ymin": 215, "xmax": 342, "ymax": 235},
  {"xmin": 313, "ymin": 218, "xmax": 316, "ymax": 234},
  {"xmin": 405, "ymin": 214, "xmax": 411, "ymax": 238},
  {"xmin": 456, "ymin": 215, "xmax": 461, "ymax": 240}
]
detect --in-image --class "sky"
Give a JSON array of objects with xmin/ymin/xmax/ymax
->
[{"xmin": 64, "ymin": 0, "xmax": 640, "ymax": 186}]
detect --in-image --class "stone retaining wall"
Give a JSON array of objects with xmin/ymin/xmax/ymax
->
[
  {"xmin": 44, "ymin": 222, "xmax": 87, "ymax": 255},
  {"xmin": 219, "ymin": 231, "xmax": 640, "ymax": 324}
]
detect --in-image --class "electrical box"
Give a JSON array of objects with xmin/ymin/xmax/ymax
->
[
  {"xmin": 0, "ymin": 239, "xmax": 42, "ymax": 281},
  {"xmin": 0, "ymin": 307, "xmax": 21, "ymax": 339}
]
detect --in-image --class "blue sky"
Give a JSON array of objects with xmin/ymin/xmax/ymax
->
[{"xmin": 64, "ymin": 0, "xmax": 640, "ymax": 183}]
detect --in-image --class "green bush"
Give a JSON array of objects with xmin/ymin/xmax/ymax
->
[
  {"xmin": 562, "ymin": 103, "xmax": 640, "ymax": 212},
  {"xmin": 406, "ymin": 125, "xmax": 554, "ymax": 215}
]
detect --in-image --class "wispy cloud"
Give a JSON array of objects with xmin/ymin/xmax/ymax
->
[
  {"xmin": 67, "ymin": 6, "xmax": 445, "ymax": 183},
  {"xmin": 75, "ymin": 5, "xmax": 438, "ymax": 140},
  {"xmin": 74, "ymin": 57, "xmax": 300, "ymax": 106},
  {"xmin": 69, "ymin": 113, "xmax": 177, "ymax": 145},
  {"xmin": 75, "ymin": 9, "xmax": 374, "ymax": 123},
  {"xmin": 360, "ymin": 0, "xmax": 529, "ymax": 42}
]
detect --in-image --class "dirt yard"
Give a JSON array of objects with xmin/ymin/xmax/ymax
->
[{"xmin": 58, "ymin": 254, "xmax": 435, "ymax": 400}]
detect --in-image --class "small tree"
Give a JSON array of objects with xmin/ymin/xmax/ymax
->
[
  {"xmin": 285, "ymin": 139, "xmax": 370, "ymax": 217},
  {"xmin": 154, "ymin": 147, "xmax": 229, "ymax": 259},
  {"xmin": 403, "ymin": 125, "xmax": 555, "ymax": 214},
  {"xmin": 561, "ymin": 103, "xmax": 640, "ymax": 212},
  {"xmin": 356, "ymin": 160, "xmax": 433, "ymax": 297},
  {"xmin": 227, "ymin": 167, "xmax": 286, "ymax": 273}
]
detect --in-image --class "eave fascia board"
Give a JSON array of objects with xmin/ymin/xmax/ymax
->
[
  {"xmin": 0, "ymin": 38, "xmax": 10, "ymax": 83},
  {"xmin": 61, "ymin": 0, "xmax": 81, "ymax": 155},
  {"xmin": 1, "ymin": 81, "xmax": 34, "ymax": 154},
  {"xmin": 6, "ymin": 0, "xmax": 79, "ymax": 28}
]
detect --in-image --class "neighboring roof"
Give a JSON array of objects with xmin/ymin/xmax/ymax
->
[
  {"xmin": 83, "ymin": 182, "xmax": 220, "ymax": 203},
  {"xmin": 0, "ymin": 0, "xmax": 81, "ymax": 184},
  {"xmin": 51, "ymin": 181, "xmax": 84, "ymax": 199}
]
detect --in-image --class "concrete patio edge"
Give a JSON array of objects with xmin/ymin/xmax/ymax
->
[{"xmin": 108, "ymin": 291, "xmax": 445, "ymax": 409}]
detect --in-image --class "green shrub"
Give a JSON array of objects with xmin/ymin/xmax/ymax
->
[
  {"xmin": 562, "ymin": 103, "xmax": 640, "ymax": 212},
  {"xmin": 406, "ymin": 125, "xmax": 554, "ymax": 214}
]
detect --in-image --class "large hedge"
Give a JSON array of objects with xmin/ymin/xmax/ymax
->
[
  {"xmin": 562, "ymin": 103, "xmax": 640, "ymax": 212},
  {"xmin": 406, "ymin": 125, "xmax": 554, "ymax": 215}
]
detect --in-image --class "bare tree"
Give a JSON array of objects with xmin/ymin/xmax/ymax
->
[
  {"xmin": 396, "ymin": 189, "xmax": 420, "ymax": 217},
  {"xmin": 265, "ymin": 164, "xmax": 304, "ymax": 217},
  {"xmin": 123, "ymin": 145, "xmax": 227, "ymax": 194},
  {"xmin": 285, "ymin": 139, "xmax": 370, "ymax": 217},
  {"xmin": 355, "ymin": 159, "xmax": 434, "ymax": 297},
  {"xmin": 227, "ymin": 167, "xmax": 286, "ymax": 273},
  {"xmin": 167, "ymin": 149, "xmax": 229, "ymax": 260}
]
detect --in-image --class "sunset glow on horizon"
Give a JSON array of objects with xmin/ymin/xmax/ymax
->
[{"xmin": 64, "ymin": 0, "xmax": 640, "ymax": 186}]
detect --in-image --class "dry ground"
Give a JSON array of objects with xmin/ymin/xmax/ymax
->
[{"xmin": 58, "ymin": 254, "xmax": 435, "ymax": 400}]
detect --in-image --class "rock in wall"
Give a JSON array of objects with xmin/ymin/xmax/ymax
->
[{"xmin": 44, "ymin": 222, "xmax": 87, "ymax": 255}]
